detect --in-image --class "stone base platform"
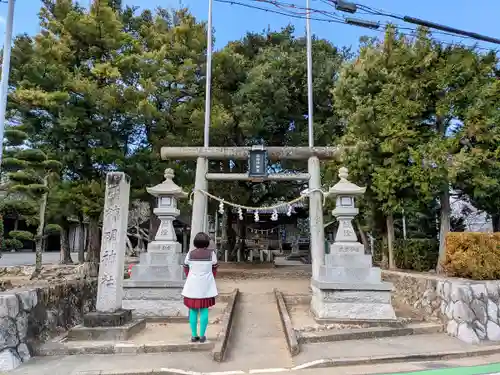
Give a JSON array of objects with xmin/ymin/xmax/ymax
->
[
  {"xmin": 83, "ymin": 309, "xmax": 133, "ymax": 328},
  {"xmin": 122, "ymin": 280, "xmax": 187, "ymax": 318},
  {"xmin": 67, "ymin": 319, "xmax": 146, "ymax": 341},
  {"xmin": 310, "ymin": 281, "xmax": 397, "ymax": 321},
  {"xmin": 35, "ymin": 320, "xmax": 221, "ymax": 357}
]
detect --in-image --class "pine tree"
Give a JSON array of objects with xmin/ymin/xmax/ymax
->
[{"xmin": 1, "ymin": 125, "xmax": 61, "ymax": 275}]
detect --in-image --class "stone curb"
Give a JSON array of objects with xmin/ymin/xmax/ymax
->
[
  {"xmin": 290, "ymin": 345, "xmax": 500, "ymax": 370},
  {"xmin": 274, "ymin": 289, "xmax": 300, "ymax": 356},
  {"xmin": 35, "ymin": 341, "xmax": 214, "ymax": 356},
  {"xmin": 70, "ymin": 344, "xmax": 500, "ymax": 375},
  {"xmin": 212, "ymin": 288, "xmax": 239, "ymax": 362},
  {"xmin": 298, "ymin": 323, "xmax": 443, "ymax": 344}
]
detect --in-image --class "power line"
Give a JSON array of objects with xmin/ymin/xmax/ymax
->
[
  {"xmin": 215, "ymin": 0, "xmax": 497, "ymax": 52},
  {"xmin": 339, "ymin": 0, "xmax": 500, "ymax": 46}
]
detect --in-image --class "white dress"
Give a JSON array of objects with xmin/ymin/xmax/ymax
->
[{"xmin": 181, "ymin": 250, "xmax": 218, "ymax": 299}]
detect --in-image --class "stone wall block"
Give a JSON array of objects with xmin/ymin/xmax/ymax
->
[
  {"xmin": 445, "ymin": 301, "xmax": 454, "ymax": 320},
  {"xmin": 0, "ymin": 295, "xmax": 19, "ymax": 319},
  {"xmin": 15, "ymin": 313, "xmax": 28, "ymax": 342},
  {"xmin": 436, "ymin": 281, "xmax": 444, "ymax": 299},
  {"xmin": 0, "ymin": 348, "xmax": 21, "ymax": 369},
  {"xmin": 450, "ymin": 283, "xmax": 472, "ymax": 304},
  {"xmin": 473, "ymin": 320, "xmax": 487, "ymax": 340},
  {"xmin": 442, "ymin": 281, "xmax": 451, "ymax": 300},
  {"xmin": 471, "ymin": 284, "xmax": 487, "ymax": 302},
  {"xmin": 487, "ymin": 319, "xmax": 500, "ymax": 341},
  {"xmin": 457, "ymin": 322, "xmax": 480, "ymax": 344},
  {"xmin": 447, "ymin": 320, "xmax": 458, "ymax": 336},
  {"xmin": 487, "ymin": 299, "xmax": 498, "ymax": 322},
  {"xmin": 470, "ymin": 299, "xmax": 488, "ymax": 324},
  {"xmin": 486, "ymin": 282, "xmax": 499, "ymax": 302},
  {"xmin": 0, "ymin": 317, "xmax": 19, "ymax": 350},
  {"xmin": 452, "ymin": 300, "xmax": 475, "ymax": 323},
  {"xmin": 16, "ymin": 343, "xmax": 30, "ymax": 362},
  {"xmin": 16, "ymin": 290, "xmax": 38, "ymax": 312}
]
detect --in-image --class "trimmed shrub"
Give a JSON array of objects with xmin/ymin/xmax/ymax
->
[
  {"xmin": 443, "ymin": 232, "xmax": 500, "ymax": 280},
  {"xmin": 394, "ymin": 238, "xmax": 439, "ymax": 271}
]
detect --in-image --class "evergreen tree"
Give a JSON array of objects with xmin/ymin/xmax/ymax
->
[{"xmin": 1, "ymin": 125, "xmax": 61, "ymax": 275}]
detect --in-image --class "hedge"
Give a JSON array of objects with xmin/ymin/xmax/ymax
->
[
  {"xmin": 394, "ymin": 238, "xmax": 439, "ymax": 272},
  {"xmin": 443, "ymin": 232, "xmax": 500, "ymax": 280}
]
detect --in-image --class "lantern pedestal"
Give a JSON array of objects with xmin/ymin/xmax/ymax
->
[
  {"xmin": 311, "ymin": 168, "xmax": 396, "ymax": 322},
  {"xmin": 122, "ymin": 168, "xmax": 188, "ymax": 318}
]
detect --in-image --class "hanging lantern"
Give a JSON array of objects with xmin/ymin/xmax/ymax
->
[
  {"xmin": 254, "ymin": 211, "xmax": 260, "ymax": 222},
  {"xmin": 287, "ymin": 205, "xmax": 293, "ymax": 216},
  {"xmin": 218, "ymin": 200, "xmax": 224, "ymax": 215},
  {"xmin": 238, "ymin": 207, "xmax": 244, "ymax": 220},
  {"xmin": 271, "ymin": 208, "xmax": 278, "ymax": 221}
]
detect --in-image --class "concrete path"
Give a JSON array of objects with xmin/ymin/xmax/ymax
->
[
  {"xmin": 223, "ymin": 292, "xmax": 292, "ymax": 370},
  {"xmin": 0, "ymin": 252, "xmax": 78, "ymax": 266},
  {"xmin": 12, "ymin": 333, "xmax": 500, "ymax": 375}
]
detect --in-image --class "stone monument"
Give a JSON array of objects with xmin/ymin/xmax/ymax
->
[
  {"xmin": 123, "ymin": 168, "xmax": 189, "ymax": 317},
  {"xmin": 311, "ymin": 167, "xmax": 397, "ymax": 321},
  {"xmin": 68, "ymin": 172, "xmax": 146, "ymax": 340}
]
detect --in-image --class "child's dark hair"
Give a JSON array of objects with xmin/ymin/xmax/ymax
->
[{"xmin": 193, "ymin": 232, "xmax": 211, "ymax": 249}]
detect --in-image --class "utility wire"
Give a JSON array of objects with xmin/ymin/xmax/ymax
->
[
  {"xmin": 215, "ymin": 0, "xmax": 498, "ymax": 52},
  {"xmin": 316, "ymin": 0, "xmax": 494, "ymax": 44},
  {"xmin": 346, "ymin": 0, "xmax": 500, "ymax": 45}
]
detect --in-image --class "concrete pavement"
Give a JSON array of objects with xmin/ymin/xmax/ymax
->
[{"xmin": 0, "ymin": 251, "xmax": 79, "ymax": 266}]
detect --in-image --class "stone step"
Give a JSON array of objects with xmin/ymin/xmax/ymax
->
[
  {"xmin": 319, "ymin": 266, "xmax": 381, "ymax": 283},
  {"xmin": 324, "ymin": 253, "xmax": 372, "ymax": 268},
  {"xmin": 298, "ymin": 323, "xmax": 443, "ymax": 343}
]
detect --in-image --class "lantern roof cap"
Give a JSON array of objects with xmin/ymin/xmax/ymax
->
[
  {"xmin": 147, "ymin": 168, "xmax": 188, "ymax": 198},
  {"xmin": 328, "ymin": 167, "xmax": 366, "ymax": 196}
]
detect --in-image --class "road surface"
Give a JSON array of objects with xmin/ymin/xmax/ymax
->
[{"xmin": 0, "ymin": 251, "xmax": 79, "ymax": 266}]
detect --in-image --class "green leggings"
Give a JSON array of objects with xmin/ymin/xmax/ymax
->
[{"xmin": 189, "ymin": 308, "xmax": 209, "ymax": 337}]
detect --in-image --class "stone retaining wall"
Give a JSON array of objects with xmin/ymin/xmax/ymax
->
[
  {"xmin": 383, "ymin": 270, "xmax": 500, "ymax": 344},
  {"xmin": 0, "ymin": 279, "xmax": 97, "ymax": 370}
]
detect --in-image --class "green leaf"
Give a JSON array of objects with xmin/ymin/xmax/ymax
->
[{"xmin": 8, "ymin": 230, "xmax": 34, "ymax": 241}]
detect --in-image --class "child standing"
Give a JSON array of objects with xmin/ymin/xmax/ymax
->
[{"xmin": 182, "ymin": 232, "xmax": 219, "ymax": 343}]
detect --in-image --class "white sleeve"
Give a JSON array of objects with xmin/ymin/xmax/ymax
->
[
  {"xmin": 211, "ymin": 250, "xmax": 218, "ymax": 265},
  {"xmin": 184, "ymin": 253, "xmax": 190, "ymax": 266}
]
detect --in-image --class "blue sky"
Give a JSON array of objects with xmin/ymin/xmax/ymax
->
[{"xmin": 0, "ymin": 0, "xmax": 499, "ymax": 52}]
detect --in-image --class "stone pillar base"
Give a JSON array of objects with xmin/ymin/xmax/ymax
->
[
  {"xmin": 310, "ymin": 281, "xmax": 397, "ymax": 321},
  {"xmin": 83, "ymin": 309, "xmax": 132, "ymax": 327},
  {"xmin": 122, "ymin": 280, "xmax": 188, "ymax": 318}
]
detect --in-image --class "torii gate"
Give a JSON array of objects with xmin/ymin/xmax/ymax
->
[
  {"xmin": 160, "ymin": 146, "xmax": 340, "ymax": 280},
  {"xmin": 160, "ymin": 0, "xmax": 333, "ymax": 281}
]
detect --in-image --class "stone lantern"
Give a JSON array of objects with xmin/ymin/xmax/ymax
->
[
  {"xmin": 146, "ymin": 168, "xmax": 188, "ymax": 244},
  {"xmin": 328, "ymin": 167, "xmax": 366, "ymax": 251},
  {"xmin": 123, "ymin": 168, "xmax": 189, "ymax": 317},
  {"xmin": 310, "ymin": 167, "xmax": 396, "ymax": 321}
]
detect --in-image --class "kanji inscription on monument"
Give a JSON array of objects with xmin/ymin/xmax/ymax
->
[{"xmin": 96, "ymin": 172, "xmax": 130, "ymax": 313}]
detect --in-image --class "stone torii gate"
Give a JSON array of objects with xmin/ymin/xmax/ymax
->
[{"xmin": 160, "ymin": 146, "xmax": 340, "ymax": 281}]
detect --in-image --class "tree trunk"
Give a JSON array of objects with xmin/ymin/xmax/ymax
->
[
  {"xmin": 59, "ymin": 227, "xmax": 73, "ymax": 264},
  {"xmin": 355, "ymin": 219, "xmax": 369, "ymax": 253},
  {"xmin": 78, "ymin": 221, "xmax": 85, "ymax": 264},
  {"xmin": 238, "ymin": 218, "xmax": 247, "ymax": 261},
  {"xmin": 386, "ymin": 214, "xmax": 395, "ymax": 269},
  {"xmin": 148, "ymin": 198, "xmax": 160, "ymax": 243},
  {"xmin": 492, "ymin": 214, "xmax": 500, "ymax": 232},
  {"xmin": 33, "ymin": 176, "xmax": 49, "ymax": 277},
  {"xmin": 86, "ymin": 217, "xmax": 101, "ymax": 264},
  {"xmin": 437, "ymin": 189, "xmax": 451, "ymax": 274}
]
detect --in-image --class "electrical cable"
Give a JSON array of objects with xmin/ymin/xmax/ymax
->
[{"xmin": 216, "ymin": 0, "xmax": 498, "ymax": 52}]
